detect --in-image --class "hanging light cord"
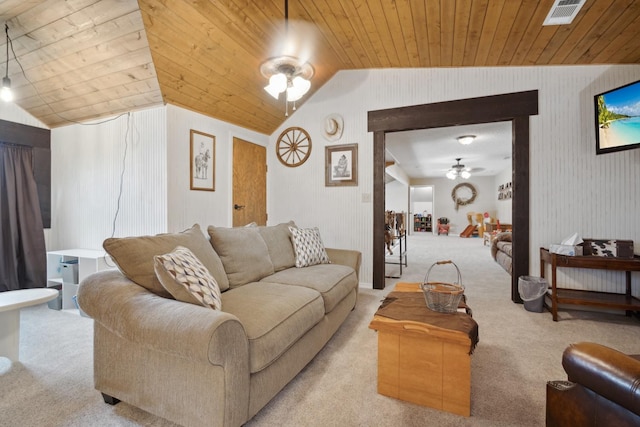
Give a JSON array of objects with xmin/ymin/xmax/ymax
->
[{"xmin": 4, "ymin": 24, "xmax": 9, "ymax": 79}]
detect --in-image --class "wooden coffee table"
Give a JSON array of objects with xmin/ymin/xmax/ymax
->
[
  {"xmin": 368, "ymin": 282, "xmax": 478, "ymax": 416},
  {"xmin": 0, "ymin": 288, "xmax": 58, "ymax": 361}
]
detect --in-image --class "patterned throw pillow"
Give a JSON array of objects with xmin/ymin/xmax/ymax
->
[
  {"xmin": 289, "ymin": 226, "xmax": 330, "ymax": 268},
  {"xmin": 154, "ymin": 246, "xmax": 222, "ymax": 310}
]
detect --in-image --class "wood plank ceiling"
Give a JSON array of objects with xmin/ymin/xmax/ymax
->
[{"xmin": 0, "ymin": 0, "xmax": 639, "ymax": 134}]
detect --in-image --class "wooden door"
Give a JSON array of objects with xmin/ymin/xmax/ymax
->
[{"xmin": 232, "ymin": 137, "xmax": 267, "ymax": 226}]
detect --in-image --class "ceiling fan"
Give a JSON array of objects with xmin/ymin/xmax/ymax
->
[
  {"xmin": 260, "ymin": 0, "xmax": 319, "ymax": 116},
  {"xmin": 445, "ymin": 158, "xmax": 484, "ymax": 180}
]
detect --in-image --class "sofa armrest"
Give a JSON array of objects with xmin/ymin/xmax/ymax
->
[
  {"xmin": 78, "ymin": 270, "xmax": 248, "ymax": 365},
  {"xmin": 326, "ymin": 248, "xmax": 361, "ymax": 281},
  {"xmin": 562, "ymin": 342, "xmax": 640, "ymax": 417}
]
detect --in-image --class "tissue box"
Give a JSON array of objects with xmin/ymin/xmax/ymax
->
[
  {"xmin": 582, "ymin": 239, "xmax": 634, "ymax": 259},
  {"xmin": 549, "ymin": 244, "xmax": 583, "ymax": 256}
]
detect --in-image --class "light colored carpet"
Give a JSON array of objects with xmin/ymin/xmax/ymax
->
[{"xmin": 1, "ymin": 233, "xmax": 638, "ymax": 426}]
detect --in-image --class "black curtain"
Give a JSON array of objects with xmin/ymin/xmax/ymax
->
[{"xmin": 0, "ymin": 142, "xmax": 46, "ymax": 292}]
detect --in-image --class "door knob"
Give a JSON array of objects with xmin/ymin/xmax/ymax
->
[{"xmin": 234, "ymin": 204, "xmax": 245, "ymax": 210}]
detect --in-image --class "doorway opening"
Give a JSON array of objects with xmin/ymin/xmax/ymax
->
[{"xmin": 369, "ymin": 90, "xmax": 539, "ymax": 303}]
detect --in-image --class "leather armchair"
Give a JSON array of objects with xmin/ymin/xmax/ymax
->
[{"xmin": 546, "ymin": 342, "xmax": 640, "ymax": 427}]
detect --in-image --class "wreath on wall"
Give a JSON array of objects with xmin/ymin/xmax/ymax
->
[{"xmin": 451, "ymin": 183, "xmax": 477, "ymax": 211}]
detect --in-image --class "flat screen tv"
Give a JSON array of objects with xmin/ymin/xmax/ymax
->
[{"xmin": 594, "ymin": 79, "xmax": 640, "ymax": 155}]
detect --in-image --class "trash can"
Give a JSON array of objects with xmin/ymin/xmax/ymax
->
[
  {"xmin": 518, "ymin": 276, "xmax": 548, "ymax": 313},
  {"xmin": 47, "ymin": 284, "xmax": 62, "ymax": 310},
  {"xmin": 60, "ymin": 259, "xmax": 79, "ymax": 284}
]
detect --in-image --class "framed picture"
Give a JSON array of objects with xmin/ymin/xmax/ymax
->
[
  {"xmin": 325, "ymin": 143, "xmax": 358, "ymax": 186},
  {"xmin": 190, "ymin": 129, "xmax": 215, "ymax": 191}
]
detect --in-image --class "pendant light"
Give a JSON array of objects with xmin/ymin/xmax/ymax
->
[{"xmin": 1, "ymin": 24, "xmax": 13, "ymax": 102}]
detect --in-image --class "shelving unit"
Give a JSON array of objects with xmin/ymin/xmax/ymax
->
[
  {"xmin": 414, "ymin": 215, "xmax": 432, "ymax": 232},
  {"xmin": 46, "ymin": 249, "xmax": 114, "ymax": 310},
  {"xmin": 385, "ymin": 231, "xmax": 407, "ymax": 278}
]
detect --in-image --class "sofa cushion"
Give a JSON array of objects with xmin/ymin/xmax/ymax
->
[
  {"xmin": 103, "ymin": 224, "xmax": 229, "ymax": 297},
  {"xmin": 257, "ymin": 221, "xmax": 297, "ymax": 272},
  {"xmin": 221, "ymin": 282, "xmax": 324, "ymax": 373},
  {"xmin": 289, "ymin": 227, "xmax": 330, "ymax": 268},
  {"xmin": 154, "ymin": 246, "xmax": 222, "ymax": 310},
  {"xmin": 207, "ymin": 226, "xmax": 275, "ymax": 288},
  {"xmin": 262, "ymin": 264, "xmax": 357, "ymax": 313}
]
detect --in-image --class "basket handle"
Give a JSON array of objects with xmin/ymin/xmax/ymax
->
[{"xmin": 436, "ymin": 260, "xmax": 452, "ymax": 265}]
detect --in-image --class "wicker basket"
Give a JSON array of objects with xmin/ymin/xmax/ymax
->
[{"xmin": 420, "ymin": 260, "xmax": 465, "ymax": 313}]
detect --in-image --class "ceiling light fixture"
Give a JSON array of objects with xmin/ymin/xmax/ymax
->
[
  {"xmin": 457, "ymin": 135, "xmax": 476, "ymax": 145},
  {"xmin": 1, "ymin": 24, "xmax": 13, "ymax": 102},
  {"xmin": 260, "ymin": 0, "xmax": 314, "ymax": 116},
  {"xmin": 446, "ymin": 158, "xmax": 471, "ymax": 180}
]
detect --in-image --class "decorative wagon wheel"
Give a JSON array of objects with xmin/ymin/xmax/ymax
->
[
  {"xmin": 276, "ymin": 127, "xmax": 312, "ymax": 167},
  {"xmin": 451, "ymin": 182, "xmax": 477, "ymax": 211}
]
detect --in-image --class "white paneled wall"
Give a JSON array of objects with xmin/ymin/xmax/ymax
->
[
  {"xmin": 385, "ymin": 180, "xmax": 408, "ymax": 213},
  {"xmin": 165, "ymin": 104, "xmax": 269, "ymax": 231},
  {"xmin": 0, "ymin": 102, "xmax": 47, "ymax": 129},
  {"xmin": 50, "ymin": 107, "xmax": 168, "ymax": 250},
  {"xmin": 494, "ymin": 167, "xmax": 512, "ymax": 223},
  {"xmin": 48, "ymin": 104, "xmax": 269, "ymax": 251},
  {"xmin": 268, "ymin": 65, "xmax": 640, "ymax": 291}
]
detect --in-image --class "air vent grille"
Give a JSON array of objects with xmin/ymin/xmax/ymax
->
[{"xmin": 543, "ymin": 0, "xmax": 586, "ymax": 26}]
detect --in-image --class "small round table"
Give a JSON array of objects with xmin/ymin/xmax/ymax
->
[{"xmin": 0, "ymin": 288, "xmax": 58, "ymax": 361}]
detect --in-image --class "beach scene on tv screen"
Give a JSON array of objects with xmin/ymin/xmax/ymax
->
[{"xmin": 597, "ymin": 81, "xmax": 640, "ymax": 149}]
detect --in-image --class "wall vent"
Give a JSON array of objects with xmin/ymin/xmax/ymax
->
[{"xmin": 543, "ymin": 0, "xmax": 587, "ymax": 26}]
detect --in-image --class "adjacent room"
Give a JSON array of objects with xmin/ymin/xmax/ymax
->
[{"xmin": 1, "ymin": 1, "xmax": 639, "ymax": 426}]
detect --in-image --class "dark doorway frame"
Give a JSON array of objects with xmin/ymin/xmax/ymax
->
[{"xmin": 368, "ymin": 90, "xmax": 539, "ymax": 303}]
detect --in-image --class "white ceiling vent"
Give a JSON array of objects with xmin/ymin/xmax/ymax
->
[{"xmin": 543, "ymin": 0, "xmax": 587, "ymax": 26}]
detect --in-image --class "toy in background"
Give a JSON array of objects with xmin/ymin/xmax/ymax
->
[{"xmin": 437, "ymin": 217, "xmax": 450, "ymax": 235}]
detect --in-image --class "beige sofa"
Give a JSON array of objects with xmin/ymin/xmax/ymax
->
[
  {"xmin": 78, "ymin": 223, "xmax": 361, "ymax": 427},
  {"xmin": 491, "ymin": 231, "xmax": 512, "ymax": 275}
]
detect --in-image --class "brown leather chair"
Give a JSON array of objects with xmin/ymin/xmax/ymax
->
[{"xmin": 546, "ymin": 342, "xmax": 640, "ymax": 427}]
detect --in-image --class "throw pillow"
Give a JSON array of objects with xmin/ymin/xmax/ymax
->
[
  {"xmin": 154, "ymin": 246, "xmax": 222, "ymax": 310},
  {"xmin": 289, "ymin": 226, "xmax": 330, "ymax": 268},
  {"xmin": 207, "ymin": 226, "xmax": 275, "ymax": 288},
  {"xmin": 103, "ymin": 224, "xmax": 230, "ymax": 297},
  {"xmin": 258, "ymin": 221, "xmax": 297, "ymax": 271}
]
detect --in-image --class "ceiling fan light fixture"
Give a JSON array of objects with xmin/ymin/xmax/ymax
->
[
  {"xmin": 457, "ymin": 135, "xmax": 476, "ymax": 145},
  {"xmin": 260, "ymin": 56, "xmax": 314, "ymax": 113},
  {"xmin": 260, "ymin": 0, "xmax": 314, "ymax": 115},
  {"xmin": 265, "ymin": 73, "xmax": 287, "ymax": 99},
  {"xmin": 446, "ymin": 158, "xmax": 472, "ymax": 180}
]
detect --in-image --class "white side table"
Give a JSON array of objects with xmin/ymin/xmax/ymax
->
[{"xmin": 0, "ymin": 288, "xmax": 58, "ymax": 361}]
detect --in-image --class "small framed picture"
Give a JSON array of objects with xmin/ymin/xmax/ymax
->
[
  {"xmin": 325, "ymin": 143, "xmax": 358, "ymax": 186},
  {"xmin": 190, "ymin": 129, "xmax": 215, "ymax": 191}
]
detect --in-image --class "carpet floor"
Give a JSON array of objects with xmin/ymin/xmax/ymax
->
[{"xmin": 1, "ymin": 232, "xmax": 639, "ymax": 426}]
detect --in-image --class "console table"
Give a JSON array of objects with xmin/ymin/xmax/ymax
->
[{"xmin": 540, "ymin": 248, "xmax": 640, "ymax": 321}]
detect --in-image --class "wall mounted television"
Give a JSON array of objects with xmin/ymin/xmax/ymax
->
[{"xmin": 594, "ymin": 79, "xmax": 640, "ymax": 155}]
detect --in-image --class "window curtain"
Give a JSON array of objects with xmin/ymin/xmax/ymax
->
[{"xmin": 0, "ymin": 142, "xmax": 47, "ymax": 292}]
